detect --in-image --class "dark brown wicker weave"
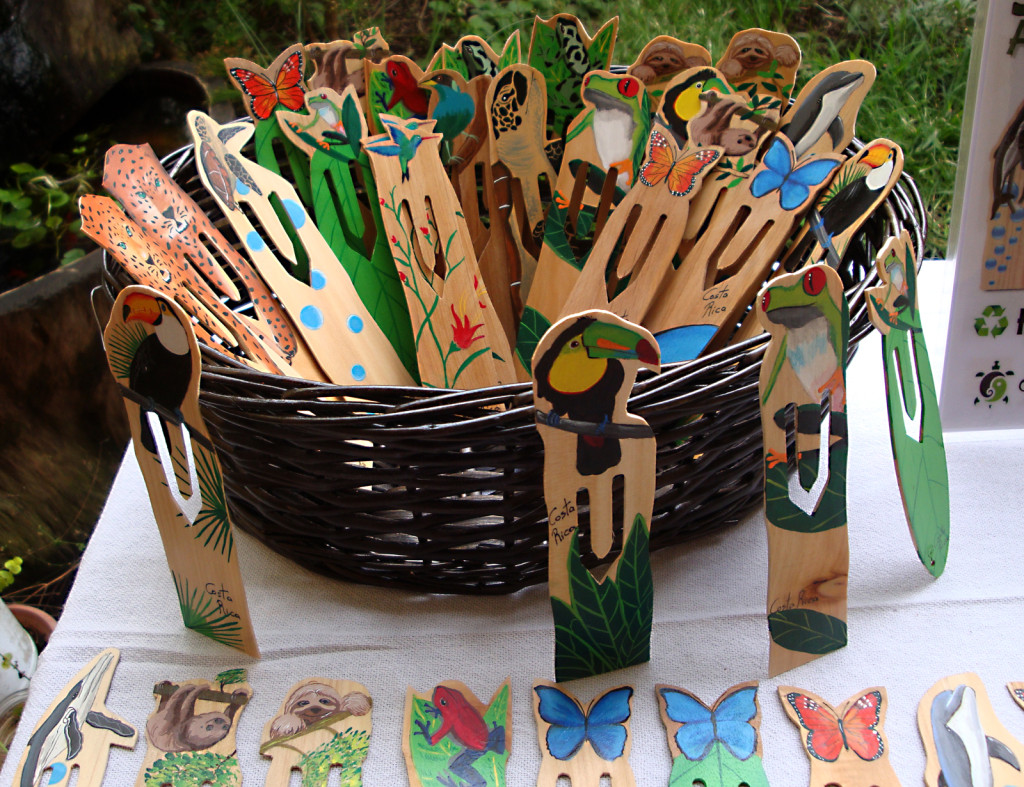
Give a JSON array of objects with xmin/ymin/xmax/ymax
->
[{"xmin": 102, "ymin": 137, "xmax": 926, "ymax": 595}]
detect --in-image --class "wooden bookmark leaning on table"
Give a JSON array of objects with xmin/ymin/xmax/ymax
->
[
  {"xmin": 260, "ymin": 679, "xmax": 372, "ymax": 786},
  {"xmin": 533, "ymin": 681, "xmax": 635, "ymax": 787},
  {"xmin": 757, "ymin": 263, "xmax": 849, "ymax": 676},
  {"xmin": 655, "ymin": 682, "xmax": 769, "ymax": 787},
  {"xmin": 13, "ymin": 648, "xmax": 136, "ymax": 787},
  {"xmin": 402, "ymin": 679, "xmax": 510, "ymax": 787},
  {"xmin": 918, "ymin": 673, "xmax": 1024, "ymax": 787},
  {"xmin": 103, "ymin": 285, "xmax": 260, "ymax": 657},
  {"xmin": 532, "ymin": 310, "xmax": 660, "ymax": 681},
  {"xmin": 865, "ymin": 232, "xmax": 950, "ymax": 576},
  {"xmin": 779, "ymin": 685, "xmax": 900, "ymax": 787},
  {"xmin": 137, "ymin": 671, "xmax": 251, "ymax": 787}
]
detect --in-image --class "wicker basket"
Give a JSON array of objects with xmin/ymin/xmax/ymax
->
[{"xmin": 102, "ymin": 137, "xmax": 926, "ymax": 595}]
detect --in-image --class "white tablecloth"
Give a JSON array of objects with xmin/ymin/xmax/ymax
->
[{"xmin": 4, "ymin": 259, "xmax": 1024, "ymax": 787}]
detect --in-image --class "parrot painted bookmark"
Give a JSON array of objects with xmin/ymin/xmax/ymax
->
[
  {"xmin": 533, "ymin": 681, "xmax": 635, "ymax": 787},
  {"xmin": 260, "ymin": 678, "xmax": 372, "ymax": 786},
  {"xmin": 12, "ymin": 649, "xmax": 136, "ymax": 787},
  {"xmin": 780, "ymin": 685, "xmax": 900, "ymax": 787},
  {"xmin": 866, "ymin": 232, "xmax": 949, "ymax": 576},
  {"xmin": 104, "ymin": 285, "xmax": 259, "ymax": 657},
  {"xmin": 532, "ymin": 310, "xmax": 660, "ymax": 681},
  {"xmin": 402, "ymin": 679, "xmax": 510, "ymax": 787},
  {"xmin": 656, "ymin": 682, "xmax": 769, "ymax": 787},
  {"xmin": 757, "ymin": 264, "xmax": 849, "ymax": 677}
]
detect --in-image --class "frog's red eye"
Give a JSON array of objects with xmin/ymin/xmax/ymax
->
[
  {"xmin": 761, "ymin": 290, "xmax": 771, "ymax": 311},
  {"xmin": 803, "ymin": 267, "xmax": 826, "ymax": 296},
  {"xmin": 583, "ymin": 74, "xmax": 590, "ymax": 87},
  {"xmin": 618, "ymin": 78, "xmax": 639, "ymax": 98}
]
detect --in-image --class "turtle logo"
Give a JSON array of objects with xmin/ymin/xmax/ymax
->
[
  {"xmin": 974, "ymin": 304, "xmax": 1008, "ymax": 337},
  {"xmin": 975, "ymin": 361, "xmax": 1015, "ymax": 406}
]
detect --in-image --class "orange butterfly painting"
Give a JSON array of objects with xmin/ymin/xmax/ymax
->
[
  {"xmin": 785, "ymin": 690, "xmax": 884, "ymax": 762},
  {"xmin": 639, "ymin": 130, "xmax": 720, "ymax": 197},
  {"xmin": 226, "ymin": 45, "xmax": 307, "ymax": 122}
]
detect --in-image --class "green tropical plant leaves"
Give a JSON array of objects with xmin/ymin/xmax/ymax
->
[
  {"xmin": 669, "ymin": 741, "xmax": 769, "ymax": 787},
  {"xmin": 515, "ymin": 306, "xmax": 552, "ymax": 373},
  {"xmin": 192, "ymin": 444, "xmax": 234, "ymax": 560},
  {"xmin": 551, "ymin": 515, "xmax": 652, "ymax": 681},
  {"xmin": 145, "ymin": 751, "xmax": 240, "ymax": 787},
  {"xmin": 173, "ymin": 573, "xmax": 244, "ymax": 649},
  {"xmin": 106, "ymin": 320, "xmax": 149, "ymax": 380},
  {"xmin": 767, "ymin": 608, "xmax": 847, "ymax": 654},
  {"xmin": 298, "ymin": 728, "xmax": 371, "ymax": 787}
]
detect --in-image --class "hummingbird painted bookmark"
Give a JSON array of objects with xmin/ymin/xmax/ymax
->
[
  {"xmin": 104, "ymin": 285, "xmax": 259, "ymax": 657},
  {"xmin": 757, "ymin": 263, "xmax": 850, "ymax": 676},
  {"xmin": 866, "ymin": 231, "xmax": 949, "ymax": 576},
  {"xmin": 532, "ymin": 310, "xmax": 660, "ymax": 681},
  {"xmin": 13, "ymin": 649, "xmax": 136, "ymax": 787}
]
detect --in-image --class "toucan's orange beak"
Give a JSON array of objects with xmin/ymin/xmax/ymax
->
[
  {"xmin": 123, "ymin": 292, "xmax": 160, "ymax": 324},
  {"xmin": 863, "ymin": 144, "xmax": 892, "ymax": 168}
]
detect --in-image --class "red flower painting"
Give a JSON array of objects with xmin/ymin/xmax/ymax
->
[{"xmin": 450, "ymin": 305, "xmax": 484, "ymax": 349}]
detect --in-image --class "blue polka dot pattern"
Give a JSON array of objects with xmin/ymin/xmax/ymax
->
[
  {"xmin": 311, "ymin": 270, "xmax": 327, "ymax": 290},
  {"xmin": 236, "ymin": 180, "xmax": 250, "ymax": 195},
  {"xmin": 284, "ymin": 199, "xmax": 306, "ymax": 229},
  {"xmin": 348, "ymin": 314, "xmax": 364, "ymax": 333},
  {"xmin": 300, "ymin": 305, "xmax": 324, "ymax": 329},
  {"xmin": 246, "ymin": 231, "xmax": 266, "ymax": 251},
  {"xmin": 352, "ymin": 365, "xmax": 366, "ymax": 381}
]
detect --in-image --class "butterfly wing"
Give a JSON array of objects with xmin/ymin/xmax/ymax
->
[
  {"xmin": 779, "ymin": 158, "xmax": 841, "ymax": 210},
  {"xmin": 585, "ymin": 687, "xmax": 632, "ymax": 762},
  {"xmin": 274, "ymin": 51, "xmax": 307, "ymax": 112},
  {"xmin": 639, "ymin": 130, "xmax": 674, "ymax": 188},
  {"xmin": 750, "ymin": 138, "xmax": 794, "ymax": 199},
  {"xmin": 786, "ymin": 692, "xmax": 844, "ymax": 762},
  {"xmin": 660, "ymin": 688, "xmax": 716, "ymax": 761},
  {"xmin": 229, "ymin": 68, "xmax": 279, "ymax": 121},
  {"xmin": 536, "ymin": 685, "xmax": 587, "ymax": 761},
  {"xmin": 666, "ymin": 148, "xmax": 720, "ymax": 198},
  {"xmin": 711, "ymin": 686, "xmax": 759, "ymax": 761},
  {"xmin": 839, "ymin": 690, "xmax": 884, "ymax": 761}
]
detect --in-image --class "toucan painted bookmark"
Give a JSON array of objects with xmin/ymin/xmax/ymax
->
[
  {"xmin": 866, "ymin": 232, "xmax": 949, "ymax": 576},
  {"xmin": 12, "ymin": 649, "xmax": 136, "ymax": 787},
  {"xmin": 757, "ymin": 264, "xmax": 849, "ymax": 676},
  {"xmin": 104, "ymin": 285, "xmax": 259, "ymax": 657},
  {"xmin": 532, "ymin": 310, "xmax": 660, "ymax": 681}
]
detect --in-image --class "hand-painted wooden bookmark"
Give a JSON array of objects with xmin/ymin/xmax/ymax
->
[
  {"xmin": 307, "ymin": 26, "xmax": 390, "ymax": 98},
  {"xmin": 533, "ymin": 681, "xmax": 635, "ymax": 786},
  {"xmin": 780, "ymin": 686, "xmax": 899, "ymax": 787},
  {"xmin": 364, "ymin": 114, "xmax": 515, "ymax": 388},
  {"xmin": 919, "ymin": 674, "xmax": 1024, "ymax": 787},
  {"xmin": 626, "ymin": 36, "xmax": 711, "ymax": 112},
  {"xmin": 656, "ymin": 682, "xmax": 769, "ymax": 787},
  {"xmin": 757, "ymin": 264, "xmax": 849, "ymax": 676},
  {"xmin": 866, "ymin": 231, "xmax": 949, "ymax": 576},
  {"xmin": 260, "ymin": 679, "xmax": 372, "ymax": 785},
  {"xmin": 366, "ymin": 55, "xmax": 430, "ymax": 133},
  {"xmin": 532, "ymin": 311, "xmax": 660, "ymax": 681},
  {"xmin": 403, "ymin": 680, "xmax": 510, "ymax": 787},
  {"xmin": 188, "ymin": 110, "xmax": 414, "ymax": 386},
  {"xmin": 13, "ymin": 649, "xmax": 136, "ymax": 787},
  {"xmin": 137, "ymin": 672, "xmax": 251, "ymax": 787},
  {"xmin": 105, "ymin": 285, "xmax": 259, "ymax": 657}
]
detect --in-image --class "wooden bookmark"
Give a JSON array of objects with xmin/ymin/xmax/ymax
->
[
  {"xmin": 13, "ymin": 649, "xmax": 136, "ymax": 787},
  {"xmin": 104, "ymin": 285, "xmax": 259, "ymax": 657},
  {"xmin": 533, "ymin": 311, "xmax": 660, "ymax": 681},
  {"xmin": 866, "ymin": 232, "xmax": 949, "ymax": 576},
  {"xmin": 260, "ymin": 679, "xmax": 372, "ymax": 785},
  {"xmin": 364, "ymin": 114, "xmax": 515, "ymax": 388},
  {"xmin": 82, "ymin": 194, "xmax": 296, "ymax": 378},
  {"xmin": 627, "ymin": 36, "xmax": 711, "ymax": 112},
  {"xmin": 366, "ymin": 54, "xmax": 430, "ymax": 133},
  {"xmin": 403, "ymin": 680, "xmax": 510, "ymax": 787},
  {"xmin": 137, "ymin": 673, "xmax": 251, "ymax": 787},
  {"xmin": 656, "ymin": 682, "xmax": 769, "ymax": 787},
  {"xmin": 307, "ymin": 26, "xmax": 390, "ymax": 99},
  {"xmin": 919, "ymin": 674, "xmax": 1024, "ymax": 787},
  {"xmin": 716, "ymin": 29, "xmax": 800, "ymax": 107},
  {"xmin": 757, "ymin": 264, "xmax": 849, "ymax": 676},
  {"xmin": 427, "ymin": 31, "xmax": 521, "ymax": 79},
  {"xmin": 533, "ymin": 681, "xmax": 635, "ymax": 786},
  {"xmin": 780, "ymin": 686, "xmax": 899, "ymax": 786},
  {"xmin": 101, "ymin": 143, "xmax": 319, "ymax": 378},
  {"xmin": 188, "ymin": 110, "xmax": 415, "ymax": 387}
]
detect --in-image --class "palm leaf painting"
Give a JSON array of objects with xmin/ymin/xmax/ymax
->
[
  {"xmin": 106, "ymin": 320, "xmax": 149, "ymax": 380},
  {"xmin": 173, "ymin": 573, "xmax": 244, "ymax": 649},
  {"xmin": 192, "ymin": 443, "xmax": 234, "ymax": 560}
]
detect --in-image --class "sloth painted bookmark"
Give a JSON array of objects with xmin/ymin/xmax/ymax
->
[
  {"xmin": 866, "ymin": 232, "xmax": 949, "ymax": 576},
  {"xmin": 260, "ymin": 678, "xmax": 372, "ymax": 786},
  {"xmin": 656, "ymin": 682, "xmax": 769, "ymax": 787},
  {"xmin": 758, "ymin": 264, "xmax": 850, "ymax": 676},
  {"xmin": 105, "ymin": 285, "xmax": 259, "ymax": 657},
  {"xmin": 533, "ymin": 310, "xmax": 660, "ymax": 681},
  {"xmin": 13, "ymin": 649, "xmax": 136, "ymax": 787},
  {"xmin": 780, "ymin": 685, "xmax": 900, "ymax": 787},
  {"xmin": 403, "ymin": 680, "xmax": 510, "ymax": 787},
  {"xmin": 533, "ymin": 681, "xmax": 635, "ymax": 786},
  {"xmin": 137, "ymin": 672, "xmax": 251, "ymax": 787}
]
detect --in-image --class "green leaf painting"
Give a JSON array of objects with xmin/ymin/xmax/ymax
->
[
  {"xmin": 191, "ymin": 443, "xmax": 234, "ymax": 559},
  {"xmin": 106, "ymin": 319, "xmax": 149, "ymax": 379},
  {"xmin": 297, "ymin": 728, "xmax": 371, "ymax": 787},
  {"xmin": 254, "ymin": 120, "xmax": 313, "ymax": 283},
  {"xmin": 173, "ymin": 573, "xmax": 244, "ymax": 649},
  {"xmin": 498, "ymin": 33, "xmax": 521, "ymax": 70},
  {"xmin": 145, "ymin": 751, "xmax": 240, "ymax": 787},
  {"xmin": 368, "ymin": 67, "xmax": 415, "ymax": 133},
  {"xmin": 214, "ymin": 669, "xmax": 247, "ymax": 690},
  {"xmin": 515, "ymin": 306, "xmax": 552, "ymax": 373},
  {"xmin": 668, "ymin": 741, "xmax": 769, "ymax": 787},
  {"xmin": 767, "ymin": 608, "xmax": 847, "ymax": 654},
  {"xmin": 551, "ymin": 515, "xmax": 652, "ymax": 681}
]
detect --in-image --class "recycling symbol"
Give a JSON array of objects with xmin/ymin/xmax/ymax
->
[{"xmin": 975, "ymin": 304, "xmax": 1008, "ymax": 337}]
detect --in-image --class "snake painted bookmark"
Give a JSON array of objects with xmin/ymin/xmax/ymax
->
[
  {"xmin": 104, "ymin": 285, "xmax": 259, "ymax": 657},
  {"xmin": 757, "ymin": 263, "xmax": 849, "ymax": 676},
  {"xmin": 532, "ymin": 310, "xmax": 660, "ymax": 681},
  {"xmin": 866, "ymin": 232, "xmax": 949, "ymax": 576}
]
